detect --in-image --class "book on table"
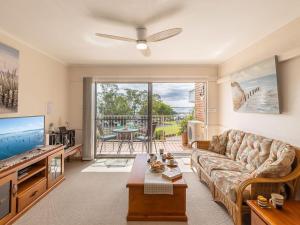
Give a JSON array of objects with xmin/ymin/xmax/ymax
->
[{"xmin": 162, "ymin": 168, "xmax": 182, "ymax": 180}]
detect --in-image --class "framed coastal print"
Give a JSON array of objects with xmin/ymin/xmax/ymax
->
[
  {"xmin": 231, "ymin": 56, "xmax": 280, "ymax": 114},
  {"xmin": 0, "ymin": 42, "xmax": 19, "ymax": 113}
]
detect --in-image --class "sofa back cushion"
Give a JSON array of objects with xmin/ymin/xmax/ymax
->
[
  {"xmin": 208, "ymin": 131, "xmax": 228, "ymax": 154},
  {"xmin": 254, "ymin": 140, "xmax": 296, "ymax": 178},
  {"xmin": 225, "ymin": 130, "xmax": 245, "ymax": 159},
  {"xmin": 236, "ymin": 133, "xmax": 272, "ymax": 172}
]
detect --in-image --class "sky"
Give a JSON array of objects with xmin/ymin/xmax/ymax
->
[
  {"xmin": 98, "ymin": 83, "xmax": 195, "ymax": 108},
  {"xmin": 0, "ymin": 116, "xmax": 44, "ymax": 135},
  {"xmin": 153, "ymin": 83, "xmax": 194, "ymax": 108}
]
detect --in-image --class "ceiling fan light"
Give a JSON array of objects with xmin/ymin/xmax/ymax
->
[{"xmin": 136, "ymin": 41, "xmax": 148, "ymax": 50}]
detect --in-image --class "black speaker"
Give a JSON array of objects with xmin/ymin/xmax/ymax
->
[
  {"xmin": 68, "ymin": 129, "xmax": 75, "ymax": 147},
  {"xmin": 48, "ymin": 129, "xmax": 75, "ymax": 149},
  {"xmin": 60, "ymin": 133, "xmax": 69, "ymax": 147},
  {"xmin": 49, "ymin": 133, "xmax": 58, "ymax": 145}
]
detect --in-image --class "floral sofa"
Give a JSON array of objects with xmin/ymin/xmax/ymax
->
[{"xmin": 191, "ymin": 129, "xmax": 300, "ymax": 225}]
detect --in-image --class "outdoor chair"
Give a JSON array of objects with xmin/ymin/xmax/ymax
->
[
  {"xmin": 136, "ymin": 122, "xmax": 159, "ymax": 153},
  {"xmin": 98, "ymin": 126, "xmax": 117, "ymax": 153}
]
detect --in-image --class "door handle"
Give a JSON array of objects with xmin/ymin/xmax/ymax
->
[{"xmin": 30, "ymin": 190, "xmax": 38, "ymax": 198}]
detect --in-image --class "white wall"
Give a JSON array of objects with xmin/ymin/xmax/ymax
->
[
  {"xmin": 68, "ymin": 64, "xmax": 219, "ymax": 143},
  {"xmin": 0, "ymin": 30, "xmax": 69, "ymax": 130},
  {"xmin": 218, "ymin": 17, "xmax": 300, "ymax": 146}
]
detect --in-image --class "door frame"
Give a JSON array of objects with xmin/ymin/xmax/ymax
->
[{"xmin": 94, "ymin": 81, "xmax": 206, "ymax": 157}]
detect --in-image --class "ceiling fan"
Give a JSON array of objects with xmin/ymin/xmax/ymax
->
[{"xmin": 95, "ymin": 27, "xmax": 182, "ymax": 57}]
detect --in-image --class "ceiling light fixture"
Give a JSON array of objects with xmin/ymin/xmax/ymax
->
[
  {"xmin": 95, "ymin": 27, "xmax": 182, "ymax": 57},
  {"xmin": 136, "ymin": 40, "xmax": 148, "ymax": 50}
]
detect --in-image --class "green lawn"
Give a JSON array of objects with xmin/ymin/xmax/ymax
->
[{"xmin": 155, "ymin": 121, "xmax": 180, "ymax": 139}]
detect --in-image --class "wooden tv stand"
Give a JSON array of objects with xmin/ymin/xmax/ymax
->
[
  {"xmin": 64, "ymin": 144, "xmax": 82, "ymax": 160},
  {"xmin": 0, "ymin": 145, "xmax": 65, "ymax": 225}
]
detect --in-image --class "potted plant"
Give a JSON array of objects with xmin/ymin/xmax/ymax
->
[{"xmin": 178, "ymin": 115, "xmax": 193, "ymax": 146}]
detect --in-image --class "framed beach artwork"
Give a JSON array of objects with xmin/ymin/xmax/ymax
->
[
  {"xmin": 0, "ymin": 42, "xmax": 19, "ymax": 113},
  {"xmin": 230, "ymin": 56, "xmax": 280, "ymax": 114}
]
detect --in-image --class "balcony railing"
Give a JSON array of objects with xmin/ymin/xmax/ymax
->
[{"xmin": 96, "ymin": 114, "xmax": 190, "ymax": 141}]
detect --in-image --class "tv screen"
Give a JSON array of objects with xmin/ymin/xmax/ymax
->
[{"xmin": 0, "ymin": 116, "xmax": 45, "ymax": 160}]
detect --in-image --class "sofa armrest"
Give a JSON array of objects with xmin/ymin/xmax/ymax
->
[
  {"xmin": 191, "ymin": 140, "xmax": 210, "ymax": 150},
  {"xmin": 236, "ymin": 164, "xmax": 300, "ymax": 206}
]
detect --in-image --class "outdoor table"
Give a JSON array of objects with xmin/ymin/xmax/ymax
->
[{"xmin": 113, "ymin": 128, "xmax": 139, "ymax": 154}]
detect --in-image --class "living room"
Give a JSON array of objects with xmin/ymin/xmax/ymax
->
[{"xmin": 0, "ymin": 1, "xmax": 300, "ymax": 225}]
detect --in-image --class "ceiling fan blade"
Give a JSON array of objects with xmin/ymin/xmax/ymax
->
[
  {"xmin": 95, "ymin": 33, "xmax": 136, "ymax": 42},
  {"xmin": 146, "ymin": 28, "xmax": 182, "ymax": 42},
  {"xmin": 139, "ymin": 47, "xmax": 151, "ymax": 57}
]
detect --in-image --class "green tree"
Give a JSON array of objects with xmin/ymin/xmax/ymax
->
[
  {"xmin": 125, "ymin": 89, "xmax": 147, "ymax": 115},
  {"xmin": 152, "ymin": 100, "xmax": 175, "ymax": 115},
  {"xmin": 97, "ymin": 84, "xmax": 175, "ymax": 116},
  {"xmin": 139, "ymin": 94, "xmax": 175, "ymax": 115},
  {"xmin": 97, "ymin": 84, "xmax": 131, "ymax": 115}
]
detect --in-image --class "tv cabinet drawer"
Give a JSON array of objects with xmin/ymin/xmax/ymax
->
[{"xmin": 17, "ymin": 178, "xmax": 46, "ymax": 212}]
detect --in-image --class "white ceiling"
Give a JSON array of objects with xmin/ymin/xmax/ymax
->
[{"xmin": 0, "ymin": 0, "xmax": 300, "ymax": 65}]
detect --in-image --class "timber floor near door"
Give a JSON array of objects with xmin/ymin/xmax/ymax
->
[{"xmin": 126, "ymin": 154, "xmax": 188, "ymax": 221}]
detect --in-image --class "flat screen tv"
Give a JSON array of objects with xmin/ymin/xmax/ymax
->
[{"xmin": 0, "ymin": 116, "xmax": 45, "ymax": 161}]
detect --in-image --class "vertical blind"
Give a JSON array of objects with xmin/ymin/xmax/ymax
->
[{"xmin": 82, "ymin": 77, "xmax": 95, "ymax": 160}]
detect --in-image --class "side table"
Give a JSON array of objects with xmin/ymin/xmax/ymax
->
[{"xmin": 247, "ymin": 200, "xmax": 300, "ymax": 225}]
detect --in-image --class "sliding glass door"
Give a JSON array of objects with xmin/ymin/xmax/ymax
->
[
  {"xmin": 151, "ymin": 83, "xmax": 195, "ymax": 154},
  {"xmin": 95, "ymin": 83, "xmax": 150, "ymax": 157},
  {"xmin": 94, "ymin": 82, "xmax": 199, "ymax": 157}
]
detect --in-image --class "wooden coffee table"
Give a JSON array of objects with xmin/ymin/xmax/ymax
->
[{"xmin": 126, "ymin": 154, "xmax": 188, "ymax": 221}]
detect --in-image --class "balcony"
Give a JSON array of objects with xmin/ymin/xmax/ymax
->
[{"xmin": 95, "ymin": 114, "xmax": 191, "ymax": 155}]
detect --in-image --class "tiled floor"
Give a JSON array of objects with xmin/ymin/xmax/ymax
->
[{"xmin": 96, "ymin": 140, "xmax": 191, "ymax": 155}]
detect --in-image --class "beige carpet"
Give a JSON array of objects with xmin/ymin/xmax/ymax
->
[{"xmin": 14, "ymin": 160, "xmax": 234, "ymax": 225}]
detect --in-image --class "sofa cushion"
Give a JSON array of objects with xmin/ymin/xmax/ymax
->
[
  {"xmin": 194, "ymin": 148, "xmax": 228, "ymax": 160},
  {"xmin": 208, "ymin": 131, "xmax": 228, "ymax": 155},
  {"xmin": 225, "ymin": 130, "xmax": 245, "ymax": 160},
  {"xmin": 198, "ymin": 156, "xmax": 245, "ymax": 175},
  {"xmin": 211, "ymin": 170, "xmax": 253, "ymax": 202},
  {"xmin": 254, "ymin": 140, "xmax": 296, "ymax": 178},
  {"xmin": 191, "ymin": 149, "xmax": 228, "ymax": 167},
  {"xmin": 197, "ymin": 150, "xmax": 228, "ymax": 159},
  {"xmin": 235, "ymin": 133, "xmax": 272, "ymax": 173}
]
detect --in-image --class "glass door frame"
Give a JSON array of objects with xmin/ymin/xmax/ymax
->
[
  {"xmin": 147, "ymin": 83, "xmax": 153, "ymax": 154},
  {"xmin": 94, "ymin": 82, "xmax": 153, "ymax": 158},
  {"xmin": 94, "ymin": 81, "xmax": 205, "ymax": 157}
]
